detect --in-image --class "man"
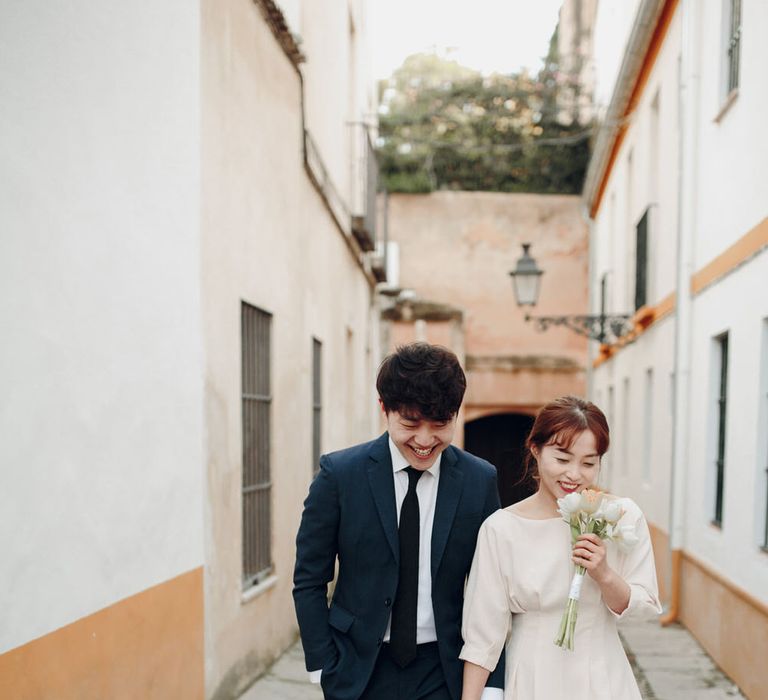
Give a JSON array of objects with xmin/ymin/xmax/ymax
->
[{"xmin": 293, "ymin": 343, "xmax": 504, "ymax": 700}]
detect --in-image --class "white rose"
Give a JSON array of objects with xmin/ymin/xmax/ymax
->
[
  {"xmin": 557, "ymin": 492, "xmax": 582, "ymax": 521},
  {"xmin": 597, "ymin": 500, "xmax": 623, "ymax": 524}
]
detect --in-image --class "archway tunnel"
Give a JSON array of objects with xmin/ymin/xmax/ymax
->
[{"xmin": 464, "ymin": 412, "xmax": 536, "ymax": 507}]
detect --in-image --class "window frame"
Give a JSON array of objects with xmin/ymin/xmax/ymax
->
[
  {"xmin": 634, "ymin": 208, "xmax": 650, "ymax": 311},
  {"xmin": 241, "ymin": 302, "xmax": 273, "ymax": 589},
  {"xmin": 711, "ymin": 332, "xmax": 729, "ymax": 528},
  {"xmin": 717, "ymin": 0, "xmax": 742, "ymax": 118}
]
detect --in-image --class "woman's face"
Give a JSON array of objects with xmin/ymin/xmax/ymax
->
[{"xmin": 533, "ymin": 429, "xmax": 601, "ymax": 503}]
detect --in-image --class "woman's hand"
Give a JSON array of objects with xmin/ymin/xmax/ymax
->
[
  {"xmin": 572, "ymin": 533, "xmax": 631, "ymax": 614},
  {"xmin": 572, "ymin": 533, "xmax": 610, "ymax": 583}
]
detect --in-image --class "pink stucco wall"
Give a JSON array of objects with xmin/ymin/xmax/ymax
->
[{"xmin": 385, "ymin": 191, "xmax": 588, "ymax": 421}]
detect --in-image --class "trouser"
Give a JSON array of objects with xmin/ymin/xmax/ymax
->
[{"xmin": 359, "ymin": 642, "xmax": 452, "ymax": 700}]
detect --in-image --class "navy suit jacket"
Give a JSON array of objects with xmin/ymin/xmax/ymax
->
[{"xmin": 293, "ymin": 433, "xmax": 505, "ymax": 700}]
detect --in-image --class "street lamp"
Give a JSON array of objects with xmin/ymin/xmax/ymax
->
[
  {"xmin": 508, "ymin": 243, "xmax": 543, "ymax": 306},
  {"xmin": 508, "ymin": 243, "xmax": 634, "ymax": 345}
]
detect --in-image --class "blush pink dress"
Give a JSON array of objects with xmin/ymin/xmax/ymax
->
[{"xmin": 460, "ymin": 498, "xmax": 661, "ymax": 699}]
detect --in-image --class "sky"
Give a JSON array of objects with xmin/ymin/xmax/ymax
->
[{"xmin": 370, "ymin": 0, "xmax": 564, "ymax": 81}]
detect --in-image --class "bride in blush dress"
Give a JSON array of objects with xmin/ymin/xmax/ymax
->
[{"xmin": 459, "ymin": 396, "xmax": 661, "ymax": 700}]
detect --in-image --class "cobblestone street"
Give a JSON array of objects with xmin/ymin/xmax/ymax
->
[{"xmin": 241, "ymin": 609, "xmax": 745, "ymax": 700}]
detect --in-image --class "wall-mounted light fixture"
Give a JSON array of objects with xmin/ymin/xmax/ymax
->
[{"xmin": 509, "ymin": 243, "xmax": 633, "ymax": 344}]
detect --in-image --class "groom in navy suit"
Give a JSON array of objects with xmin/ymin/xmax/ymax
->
[{"xmin": 293, "ymin": 343, "xmax": 504, "ymax": 700}]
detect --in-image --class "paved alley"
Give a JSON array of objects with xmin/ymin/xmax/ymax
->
[{"xmin": 241, "ymin": 609, "xmax": 746, "ymax": 699}]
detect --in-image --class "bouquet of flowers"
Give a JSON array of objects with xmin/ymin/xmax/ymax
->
[{"xmin": 553, "ymin": 489, "xmax": 639, "ymax": 651}]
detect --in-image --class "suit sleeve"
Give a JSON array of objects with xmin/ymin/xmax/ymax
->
[
  {"xmin": 292, "ymin": 454, "xmax": 340, "ymax": 671},
  {"xmin": 480, "ymin": 468, "xmax": 505, "ymax": 689}
]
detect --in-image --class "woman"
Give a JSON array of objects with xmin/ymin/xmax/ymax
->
[{"xmin": 460, "ymin": 396, "xmax": 661, "ymax": 699}]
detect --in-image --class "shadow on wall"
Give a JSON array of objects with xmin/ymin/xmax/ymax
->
[{"xmin": 464, "ymin": 413, "xmax": 536, "ymax": 507}]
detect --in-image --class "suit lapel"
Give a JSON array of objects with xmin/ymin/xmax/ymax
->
[
  {"xmin": 431, "ymin": 445, "xmax": 463, "ymax": 577},
  {"xmin": 367, "ymin": 433, "xmax": 399, "ymax": 563}
]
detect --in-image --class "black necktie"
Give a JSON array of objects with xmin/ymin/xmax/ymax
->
[{"xmin": 389, "ymin": 466, "xmax": 424, "ymax": 668}]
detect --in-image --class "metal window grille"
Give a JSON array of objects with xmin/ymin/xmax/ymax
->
[
  {"xmin": 312, "ymin": 338, "xmax": 322, "ymax": 476},
  {"xmin": 713, "ymin": 333, "xmax": 729, "ymax": 527},
  {"xmin": 726, "ymin": 0, "xmax": 742, "ymax": 94},
  {"xmin": 241, "ymin": 302, "xmax": 272, "ymax": 588},
  {"xmin": 634, "ymin": 209, "xmax": 649, "ymax": 311}
]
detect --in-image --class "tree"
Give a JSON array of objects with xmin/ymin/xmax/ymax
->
[{"xmin": 376, "ymin": 41, "xmax": 591, "ymax": 194}]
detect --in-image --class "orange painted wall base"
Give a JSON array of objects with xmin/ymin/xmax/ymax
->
[
  {"xmin": 0, "ymin": 568, "xmax": 204, "ymax": 700},
  {"xmin": 679, "ymin": 553, "xmax": 768, "ymax": 700},
  {"xmin": 647, "ymin": 521, "xmax": 670, "ymax": 604}
]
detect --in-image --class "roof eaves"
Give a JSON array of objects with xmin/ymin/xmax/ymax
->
[
  {"xmin": 582, "ymin": 0, "xmax": 668, "ymax": 217},
  {"xmin": 253, "ymin": 0, "xmax": 306, "ymax": 72}
]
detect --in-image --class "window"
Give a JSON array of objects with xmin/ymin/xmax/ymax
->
[
  {"xmin": 642, "ymin": 368, "xmax": 654, "ymax": 484},
  {"xmin": 241, "ymin": 302, "xmax": 272, "ymax": 587},
  {"xmin": 606, "ymin": 384, "xmax": 615, "ymax": 491},
  {"xmin": 312, "ymin": 338, "xmax": 322, "ymax": 476},
  {"xmin": 723, "ymin": 0, "xmax": 742, "ymax": 96},
  {"xmin": 635, "ymin": 208, "xmax": 649, "ymax": 310},
  {"xmin": 649, "ymin": 90, "xmax": 660, "ymax": 204},
  {"xmin": 621, "ymin": 377, "xmax": 630, "ymax": 476},
  {"xmin": 625, "ymin": 151, "xmax": 634, "ymax": 311},
  {"xmin": 712, "ymin": 333, "xmax": 729, "ymax": 527}
]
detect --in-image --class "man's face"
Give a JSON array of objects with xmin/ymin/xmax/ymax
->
[{"xmin": 382, "ymin": 403, "xmax": 457, "ymax": 470}]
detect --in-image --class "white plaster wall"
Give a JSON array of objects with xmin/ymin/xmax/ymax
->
[
  {"xmin": 301, "ymin": 0, "xmax": 354, "ymax": 211},
  {"xmin": 589, "ymin": 4, "xmax": 683, "ymax": 531},
  {"xmin": 201, "ymin": 0, "xmax": 379, "ymax": 694},
  {"xmin": 590, "ymin": 0, "xmax": 768, "ymax": 606},
  {"xmin": 684, "ymin": 254, "xmax": 768, "ymax": 604},
  {"xmin": 694, "ymin": 0, "xmax": 768, "ymax": 266},
  {"xmin": 0, "ymin": 1, "xmax": 203, "ymax": 653},
  {"xmin": 592, "ymin": 8, "xmax": 681, "ymax": 315},
  {"xmin": 298, "ymin": 0, "xmax": 375, "ymax": 219},
  {"xmin": 591, "ymin": 319, "xmax": 675, "ymax": 531}
]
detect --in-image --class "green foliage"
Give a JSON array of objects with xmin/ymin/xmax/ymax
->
[{"xmin": 377, "ymin": 47, "xmax": 591, "ymax": 195}]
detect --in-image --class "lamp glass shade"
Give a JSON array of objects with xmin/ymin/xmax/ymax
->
[
  {"xmin": 509, "ymin": 243, "xmax": 543, "ymax": 306},
  {"xmin": 512, "ymin": 272, "xmax": 541, "ymax": 306}
]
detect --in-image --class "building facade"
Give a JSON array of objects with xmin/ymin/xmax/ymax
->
[
  {"xmin": 201, "ymin": 1, "xmax": 381, "ymax": 697},
  {"xmin": 584, "ymin": 1, "xmax": 768, "ymax": 697},
  {"xmin": 0, "ymin": 2, "xmax": 206, "ymax": 697},
  {"xmin": 0, "ymin": 1, "xmax": 381, "ymax": 698},
  {"xmin": 382, "ymin": 191, "xmax": 589, "ymax": 506}
]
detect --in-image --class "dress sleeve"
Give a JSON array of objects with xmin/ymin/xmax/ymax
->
[
  {"xmin": 459, "ymin": 515, "xmax": 512, "ymax": 672},
  {"xmin": 607, "ymin": 498, "xmax": 663, "ymax": 619}
]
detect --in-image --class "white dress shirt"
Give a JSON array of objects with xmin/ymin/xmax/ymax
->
[
  {"xmin": 385, "ymin": 436, "xmax": 440, "ymax": 643},
  {"xmin": 310, "ymin": 439, "xmax": 503, "ymax": 699}
]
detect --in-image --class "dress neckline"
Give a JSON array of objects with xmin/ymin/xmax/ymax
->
[{"xmin": 506, "ymin": 508, "xmax": 562, "ymax": 522}]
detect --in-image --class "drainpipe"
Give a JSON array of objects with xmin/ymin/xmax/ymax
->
[{"xmin": 661, "ymin": 0, "xmax": 699, "ymax": 626}]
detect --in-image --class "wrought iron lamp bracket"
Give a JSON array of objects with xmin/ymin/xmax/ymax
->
[{"xmin": 524, "ymin": 313, "xmax": 634, "ymax": 345}]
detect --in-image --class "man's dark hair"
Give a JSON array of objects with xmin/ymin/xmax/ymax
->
[{"xmin": 376, "ymin": 343, "xmax": 466, "ymax": 421}]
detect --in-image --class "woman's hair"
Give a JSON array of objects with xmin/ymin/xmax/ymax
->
[
  {"xmin": 376, "ymin": 343, "xmax": 466, "ymax": 422},
  {"xmin": 522, "ymin": 395, "xmax": 610, "ymax": 483}
]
